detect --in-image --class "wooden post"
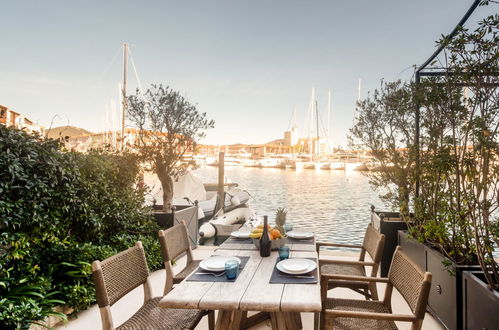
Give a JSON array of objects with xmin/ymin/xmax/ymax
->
[
  {"xmin": 216, "ymin": 152, "xmax": 225, "ymax": 215},
  {"xmin": 121, "ymin": 42, "xmax": 128, "ymax": 150}
]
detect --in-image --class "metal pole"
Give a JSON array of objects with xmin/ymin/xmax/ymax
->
[
  {"xmin": 315, "ymin": 100, "xmax": 319, "ymax": 156},
  {"xmin": 415, "ymin": 0, "xmax": 480, "ymax": 74},
  {"xmin": 415, "ymin": 72, "xmax": 421, "ymax": 198},
  {"xmin": 121, "ymin": 42, "xmax": 128, "ymax": 150},
  {"xmin": 413, "ymin": 0, "xmax": 481, "ymax": 203},
  {"xmin": 216, "ymin": 152, "xmax": 225, "ymax": 215}
]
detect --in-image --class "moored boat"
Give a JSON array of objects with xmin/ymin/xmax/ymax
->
[{"xmin": 198, "ymin": 207, "xmax": 257, "ymax": 239}]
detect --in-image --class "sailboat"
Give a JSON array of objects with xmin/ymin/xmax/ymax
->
[
  {"xmin": 303, "ymin": 88, "xmax": 330, "ymax": 170},
  {"xmin": 320, "ymin": 89, "xmax": 334, "ymax": 170},
  {"xmin": 303, "ymin": 88, "xmax": 318, "ymax": 169}
]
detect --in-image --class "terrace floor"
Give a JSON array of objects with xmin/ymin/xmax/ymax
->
[{"xmin": 56, "ymin": 246, "xmax": 444, "ymax": 330}]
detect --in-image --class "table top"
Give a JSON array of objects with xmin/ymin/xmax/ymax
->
[
  {"xmin": 216, "ymin": 236, "xmax": 316, "ymax": 252},
  {"xmin": 158, "ymin": 249, "xmax": 321, "ymax": 313}
]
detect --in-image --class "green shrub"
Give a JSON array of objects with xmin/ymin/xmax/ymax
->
[{"xmin": 0, "ymin": 125, "xmax": 161, "ymax": 328}]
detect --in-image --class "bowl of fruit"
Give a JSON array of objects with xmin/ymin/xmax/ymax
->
[{"xmin": 249, "ymin": 225, "xmax": 287, "ymax": 250}]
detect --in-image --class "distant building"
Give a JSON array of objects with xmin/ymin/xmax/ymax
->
[
  {"xmin": 0, "ymin": 105, "xmax": 45, "ymax": 135},
  {"xmin": 298, "ymin": 137, "xmax": 329, "ymax": 156},
  {"xmin": 64, "ymin": 128, "xmax": 140, "ymax": 152},
  {"xmin": 284, "ymin": 127, "xmax": 299, "ymax": 146},
  {"xmin": 194, "ymin": 141, "xmax": 293, "ymax": 158},
  {"xmin": 63, "ymin": 128, "xmax": 197, "ymax": 154}
]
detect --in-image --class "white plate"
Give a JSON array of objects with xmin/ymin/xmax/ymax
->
[
  {"xmin": 287, "ymin": 231, "xmax": 314, "ymax": 239},
  {"xmin": 276, "ymin": 258, "xmax": 317, "ymax": 275},
  {"xmin": 230, "ymin": 231, "xmax": 251, "ymax": 238},
  {"xmin": 199, "ymin": 256, "xmax": 241, "ymax": 272}
]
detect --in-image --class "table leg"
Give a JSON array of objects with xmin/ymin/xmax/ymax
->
[
  {"xmin": 215, "ymin": 310, "xmax": 232, "ymax": 330},
  {"xmin": 289, "ymin": 312, "xmax": 302, "ymax": 329},
  {"xmin": 230, "ymin": 311, "xmax": 243, "ymax": 330},
  {"xmin": 270, "ymin": 313, "xmax": 286, "ymax": 330},
  {"xmin": 241, "ymin": 311, "xmax": 271, "ymax": 329},
  {"xmin": 215, "ymin": 310, "xmax": 245, "ymax": 330},
  {"xmin": 313, "ymin": 312, "xmax": 319, "ymax": 330},
  {"xmin": 281, "ymin": 312, "xmax": 302, "ymax": 330}
]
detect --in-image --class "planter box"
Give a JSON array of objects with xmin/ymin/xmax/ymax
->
[
  {"xmin": 153, "ymin": 204, "xmax": 199, "ymax": 248},
  {"xmin": 370, "ymin": 207, "xmax": 411, "ymax": 277},
  {"xmin": 398, "ymin": 231, "xmax": 480, "ymax": 330},
  {"xmin": 462, "ymin": 271, "xmax": 499, "ymax": 330}
]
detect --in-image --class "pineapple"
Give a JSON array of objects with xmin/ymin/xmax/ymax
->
[{"xmin": 275, "ymin": 207, "xmax": 287, "ymax": 235}]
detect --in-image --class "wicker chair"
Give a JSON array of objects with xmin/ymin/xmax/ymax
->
[
  {"xmin": 158, "ymin": 221, "xmax": 201, "ymax": 295},
  {"xmin": 92, "ymin": 241, "xmax": 214, "ymax": 330},
  {"xmin": 317, "ymin": 223, "xmax": 385, "ymax": 300},
  {"xmin": 320, "ymin": 246, "xmax": 432, "ymax": 330}
]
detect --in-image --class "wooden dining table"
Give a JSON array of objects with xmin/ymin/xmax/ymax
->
[{"xmin": 158, "ymin": 245, "xmax": 321, "ymax": 330}]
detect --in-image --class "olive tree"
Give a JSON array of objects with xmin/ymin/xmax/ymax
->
[
  {"xmin": 351, "ymin": 11, "xmax": 499, "ymax": 288},
  {"xmin": 437, "ymin": 13, "xmax": 499, "ymax": 288},
  {"xmin": 349, "ymin": 80, "xmax": 417, "ymax": 219},
  {"xmin": 127, "ymin": 84, "xmax": 214, "ymax": 212}
]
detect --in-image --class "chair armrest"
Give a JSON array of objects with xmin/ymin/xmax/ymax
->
[
  {"xmin": 321, "ymin": 273, "xmax": 390, "ymax": 283},
  {"xmin": 316, "ymin": 242, "xmax": 363, "ymax": 250},
  {"xmin": 324, "ymin": 310, "xmax": 417, "ymax": 322},
  {"xmin": 320, "ymin": 259, "xmax": 375, "ymax": 267}
]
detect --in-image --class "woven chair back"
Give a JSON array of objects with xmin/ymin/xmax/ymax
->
[
  {"xmin": 158, "ymin": 222, "xmax": 190, "ymax": 262},
  {"xmin": 362, "ymin": 223, "xmax": 384, "ymax": 262},
  {"xmin": 388, "ymin": 247, "xmax": 431, "ymax": 318},
  {"xmin": 92, "ymin": 243, "xmax": 149, "ymax": 307}
]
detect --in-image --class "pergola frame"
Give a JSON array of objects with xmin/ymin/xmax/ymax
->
[{"xmin": 413, "ymin": 0, "xmax": 499, "ymax": 197}]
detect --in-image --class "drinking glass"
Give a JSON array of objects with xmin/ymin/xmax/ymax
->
[
  {"xmin": 225, "ymin": 260, "xmax": 239, "ymax": 280},
  {"xmin": 284, "ymin": 224, "xmax": 293, "ymax": 233},
  {"xmin": 278, "ymin": 246, "xmax": 290, "ymax": 260}
]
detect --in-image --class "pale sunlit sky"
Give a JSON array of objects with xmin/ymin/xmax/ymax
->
[{"xmin": 0, "ymin": 1, "xmax": 495, "ymax": 146}]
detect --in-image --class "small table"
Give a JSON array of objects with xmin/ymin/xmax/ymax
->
[{"xmin": 159, "ymin": 248, "xmax": 321, "ymax": 330}]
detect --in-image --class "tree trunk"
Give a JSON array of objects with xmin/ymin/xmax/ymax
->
[{"xmin": 157, "ymin": 172, "xmax": 173, "ymax": 212}]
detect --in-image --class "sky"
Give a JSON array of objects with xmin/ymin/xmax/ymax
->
[{"xmin": 0, "ymin": 1, "xmax": 496, "ymax": 146}]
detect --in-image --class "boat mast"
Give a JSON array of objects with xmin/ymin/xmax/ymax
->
[
  {"xmin": 121, "ymin": 42, "xmax": 128, "ymax": 150},
  {"xmin": 327, "ymin": 89, "xmax": 331, "ymax": 141},
  {"xmin": 357, "ymin": 78, "xmax": 361, "ymax": 102},
  {"xmin": 315, "ymin": 99, "xmax": 319, "ymax": 157},
  {"xmin": 308, "ymin": 88, "xmax": 315, "ymax": 161}
]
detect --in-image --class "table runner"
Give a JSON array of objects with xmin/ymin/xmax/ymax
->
[
  {"xmin": 269, "ymin": 257, "xmax": 318, "ymax": 284},
  {"xmin": 186, "ymin": 256, "xmax": 250, "ymax": 282}
]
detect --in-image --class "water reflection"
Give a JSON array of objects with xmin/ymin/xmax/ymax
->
[{"xmin": 193, "ymin": 166, "xmax": 388, "ymax": 246}]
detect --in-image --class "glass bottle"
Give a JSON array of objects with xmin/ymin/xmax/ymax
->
[{"xmin": 259, "ymin": 215, "xmax": 271, "ymax": 257}]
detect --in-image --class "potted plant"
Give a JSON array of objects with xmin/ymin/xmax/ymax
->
[
  {"xmin": 370, "ymin": 207, "xmax": 415, "ymax": 276},
  {"xmin": 127, "ymin": 84, "xmax": 214, "ymax": 234},
  {"xmin": 448, "ymin": 12, "xmax": 499, "ymax": 329},
  {"xmin": 350, "ymin": 79, "xmax": 418, "ymax": 276},
  {"xmin": 352, "ymin": 8, "xmax": 499, "ymax": 329}
]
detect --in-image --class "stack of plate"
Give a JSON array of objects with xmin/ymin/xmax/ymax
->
[
  {"xmin": 199, "ymin": 256, "xmax": 241, "ymax": 272},
  {"xmin": 286, "ymin": 231, "xmax": 314, "ymax": 240},
  {"xmin": 230, "ymin": 231, "xmax": 251, "ymax": 239},
  {"xmin": 276, "ymin": 258, "xmax": 316, "ymax": 275}
]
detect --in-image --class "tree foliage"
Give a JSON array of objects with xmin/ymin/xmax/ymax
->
[
  {"xmin": 433, "ymin": 11, "xmax": 499, "ymax": 288},
  {"xmin": 351, "ymin": 9, "xmax": 499, "ymax": 289},
  {"xmin": 127, "ymin": 84, "xmax": 214, "ymax": 211},
  {"xmin": 350, "ymin": 80, "xmax": 417, "ymax": 218},
  {"xmin": 0, "ymin": 126, "xmax": 162, "ymax": 328}
]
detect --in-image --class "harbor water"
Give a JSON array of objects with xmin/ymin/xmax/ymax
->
[{"xmin": 192, "ymin": 166, "xmax": 388, "ymax": 246}]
